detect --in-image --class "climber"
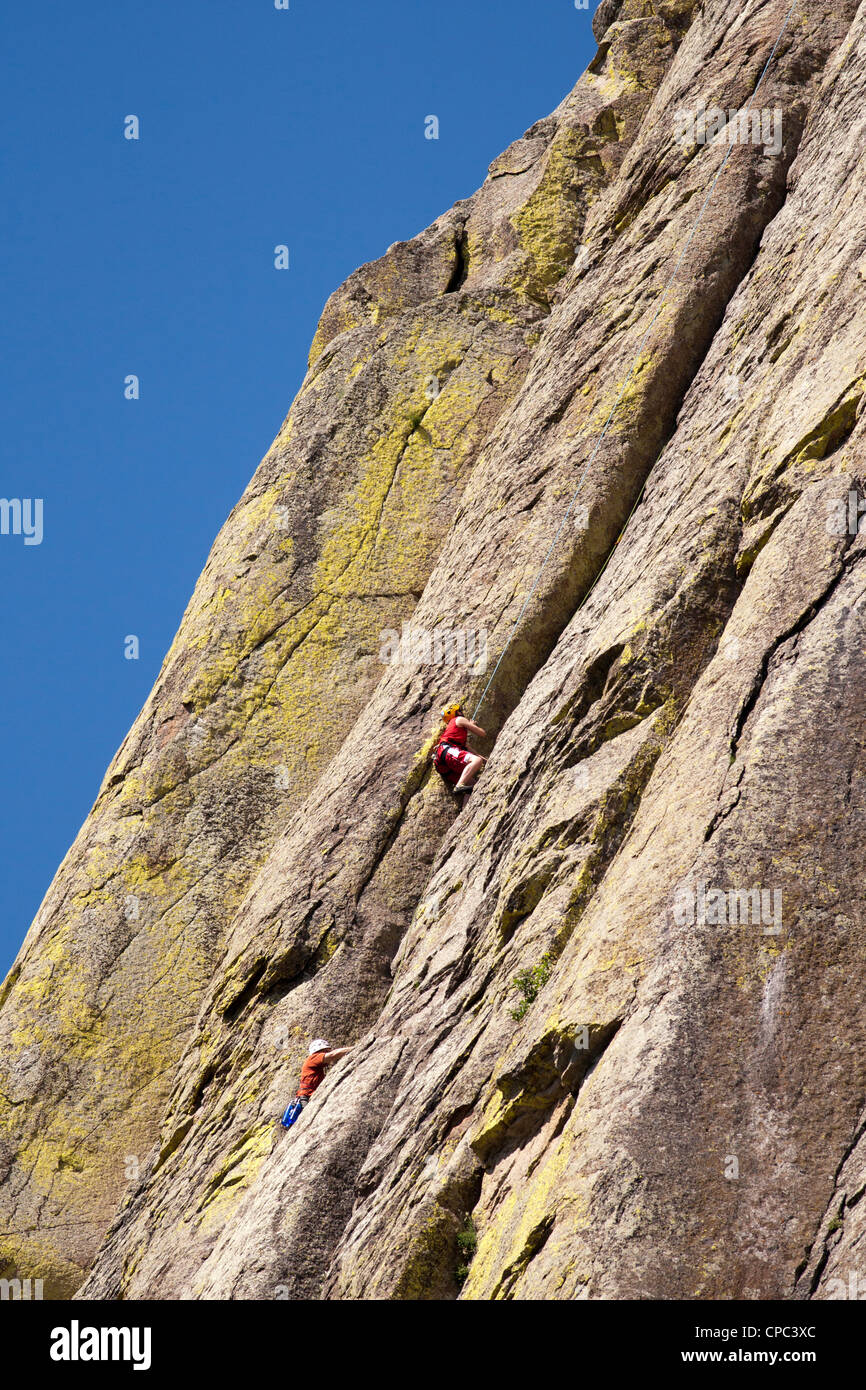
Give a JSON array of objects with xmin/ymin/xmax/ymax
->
[
  {"xmin": 432, "ymin": 702, "xmax": 487, "ymax": 795},
  {"xmin": 280, "ymin": 1038, "xmax": 351, "ymax": 1129}
]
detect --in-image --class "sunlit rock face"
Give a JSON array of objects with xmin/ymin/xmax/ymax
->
[{"xmin": 3, "ymin": 0, "xmax": 866, "ymax": 1301}]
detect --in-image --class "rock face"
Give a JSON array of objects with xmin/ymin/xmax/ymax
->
[{"xmin": 3, "ymin": 0, "xmax": 866, "ymax": 1300}]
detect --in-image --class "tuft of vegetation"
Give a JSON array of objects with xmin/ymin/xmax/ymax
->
[
  {"xmin": 455, "ymin": 1219, "xmax": 477, "ymax": 1289},
  {"xmin": 509, "ymin": 952, "xmax": 554, "ymax": 1021}
]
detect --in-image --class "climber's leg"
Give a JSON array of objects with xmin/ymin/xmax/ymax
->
[{"xmin": 455, "ymin": 753, "xmax": 485, "ymax": 790}]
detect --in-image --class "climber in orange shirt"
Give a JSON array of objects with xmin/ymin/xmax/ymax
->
[{"xmin": 280, "ymin": 1039, "xmax": 351, "ymax": 1129}]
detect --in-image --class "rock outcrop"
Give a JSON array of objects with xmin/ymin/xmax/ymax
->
[{"xmin": 3, "ymin": 0, "xmax": 866, "ymax": 1300}]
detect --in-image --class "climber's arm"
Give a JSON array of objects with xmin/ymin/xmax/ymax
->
[
  {"xmin": 456, "ymin": 716, "xmax": 486, "ymax": 738},
  {"xmin": 323, "ymin": 1047, "xmax": 350, "ymax": 1066}
]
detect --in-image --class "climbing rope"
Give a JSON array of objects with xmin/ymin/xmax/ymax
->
[{"xmin": 471, "ymin": 0, "xmax": 800, "ymax": 724}]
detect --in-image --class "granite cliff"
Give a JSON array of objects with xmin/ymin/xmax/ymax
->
[{"xmin": 2, "ymin": 0, "xmax": 866, "ymax": 1300}]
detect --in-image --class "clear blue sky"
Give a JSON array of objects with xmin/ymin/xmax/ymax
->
[{"xmin": 0, "ymin": 0, "xmax": 596, "ymax": 977}]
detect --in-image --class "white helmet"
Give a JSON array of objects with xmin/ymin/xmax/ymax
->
[{"xmin": 309, "ymin": 1038, "xmax": 330, "ymax": 1054}]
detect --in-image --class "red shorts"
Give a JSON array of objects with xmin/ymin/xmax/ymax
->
[{"xmin": 436, "ymin": 743, "xmax": 471, "ymax": 784}]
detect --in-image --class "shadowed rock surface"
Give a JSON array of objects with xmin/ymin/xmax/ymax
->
[{"xmin": 3, "ymin": 0, "xmax": 866, "ymax": 1300}]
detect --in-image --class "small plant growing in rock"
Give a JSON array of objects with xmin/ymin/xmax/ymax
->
[
  {"xmin": 509, "ymin": 952, "xmax": 554, "ymax": 1021},
  {"xmin": 455, "ymin": 1219, "xmax": 477, "ymax": 1288}
]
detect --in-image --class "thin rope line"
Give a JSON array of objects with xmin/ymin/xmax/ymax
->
[{"xmin": 471, "ymin": 0, "xmax": 799, "ymax": 723}]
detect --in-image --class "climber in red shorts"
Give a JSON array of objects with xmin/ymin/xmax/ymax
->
[{"xmin": 432, "ymin": 702, "xmax": 487, "ymax": 795}]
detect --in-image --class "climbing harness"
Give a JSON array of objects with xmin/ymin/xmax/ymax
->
[
  {"xmin": 433, "ymin": 740, "xmax": 454, "ymax": 772},
  {"xmin": 433, "ymin": 739, "xmax": 467, "ymax": 784}
]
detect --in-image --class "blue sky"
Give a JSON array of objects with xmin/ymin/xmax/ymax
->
[{"xmin": 0, "ymin": 0, "xmax": 597, "ymax": 977}]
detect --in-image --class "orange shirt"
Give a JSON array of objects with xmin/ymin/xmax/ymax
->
[{"xmin": 297, "ymin": 1050, "xmax": 327, "ymax": 1098}]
